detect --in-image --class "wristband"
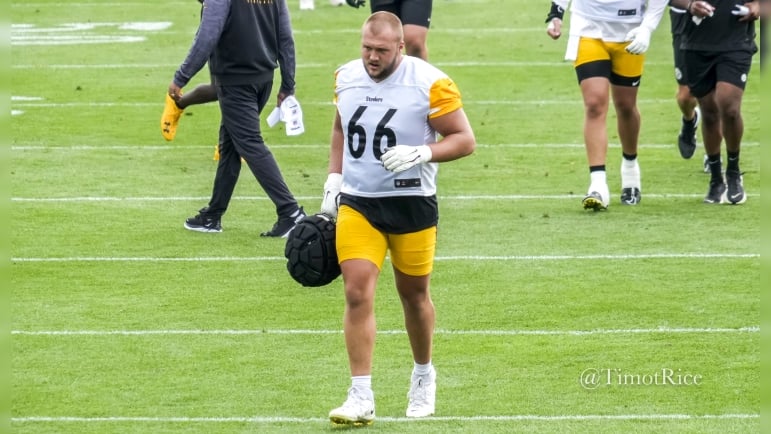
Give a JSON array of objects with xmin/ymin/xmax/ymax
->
[{"xmin": 545, "ymin": 2, "xmax": 565, "ymax": 23}]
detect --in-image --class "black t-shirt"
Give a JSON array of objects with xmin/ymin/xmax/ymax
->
[{"xmin": 680, "ymin": 0, "xmax": 757, "ymax": 52}]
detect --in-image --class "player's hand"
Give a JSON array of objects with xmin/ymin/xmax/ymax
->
[
  {"xmin": 380, "ymin": 145, "xmax": 432, "ymax": 173},
  {"xmin": 624, "ymin": 26, "xmax": 651, "ymax": 55},
  {"xmin": 346, "ymin": 0, "xmax": 365, "ymax": 8},
  {"xmin": 168, "ymin": 83, "xmax": 183, "ymax": 102},
  {"xmin": 546, "ymin": 18, "xmax": 562, "ymax": 39},
  {"xmin": 321, "ymin": 173, "xmax": 342, "ymax": 220},
  {"xmin": 734, "ymin": 2, "xmax": 759, "ymax": 21}
]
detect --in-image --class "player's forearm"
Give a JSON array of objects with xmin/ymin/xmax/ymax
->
[{"xmin": 328, "ymin": 114, "xmax": 344, "ymax": 174}]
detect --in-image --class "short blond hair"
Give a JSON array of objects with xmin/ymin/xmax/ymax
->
[{"xmin": 362, "ymin": 11, "xmax": 404, "ymax": 43}]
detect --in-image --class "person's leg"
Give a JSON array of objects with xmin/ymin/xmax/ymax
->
[
  {"xmin": 161, "ymin": 75, "xmax": 218, "ymax": 141},
  {"xmin": 574, "ymin": 39, "xmax": 613, "ymax": 210},
  {"xmin": 713, "ymin": 50, "xmax": 751, "ymax": 204},
  {"xmin": 403, "ymin": 24, "xmax": 429, "ymax": 59},
  {"xmin": 342, "ymin": 259, "xmax": 380, "ymax": 375},
  {"xmin": 579, "ymin": 76, "xmax": 611, "ymax": 210},
  {"xmin": 612, "ymin": 83, "xmax": 643, "ymax": 205},
  {"xmin": 673, "ymin": 33, "xmax": 700, "ymax": 159},
  {"xmin": 390, "ymin": 226, "xmax": 436, "ymax": 418},
  {"xmin": 611, "ymin": 85, "xmax": 640, "ymax": 157},
  {"xmin": 715, "ymin": 82, "xmax": 744, "ymax": 154},
  {"xmin": 205, "ymin": 122, "xmax": 242, "ymax": 217},
  {"xmin": 400, "ymin": 0, "xmax": 432, "ymax": 59},
  {"xmin": 580, "ymin": 78, "xmax": 610, "ymax": 168},
  {"xmin": 717, "ymin": 82, "xmax": 747, "ymax": 204},
  {"xmin": 329, "ymin": 206, "xmax": 386, "ymax": 426},
  {"xmin": 394, "ymin": 269, "xmax": 434, "ymax": 365},
  {"xmin": 373, "ymin": 0, "xmax": 431, "ymax": 60},
  {"xmin": 218, "ymin": 82, "xmax": 302, "ymax": 234},
  {"xmin": 183, "ymin": 117, "xmax": 240, "ymax": 232},
  {"xmin": 676, "ymin": 85, "xmax": 699, "ymax": 121},
  {"xmin": 697, "ymin": 92, "xmax": 726, "ymax": 203},
  {"xmin": 607, "ymin": 44, "xmax": 645, "ymax": 205},
  {"xmin": 176, "ymin": 83, "xmax": 217, "ymax": 109}
]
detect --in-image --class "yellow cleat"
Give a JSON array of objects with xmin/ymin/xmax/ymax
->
[{"xmin": 161, "ymin": 93, "xmax": 184, "ymax": 141}]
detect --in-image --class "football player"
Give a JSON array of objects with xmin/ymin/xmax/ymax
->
[{"xmin": 322, "ymin": 11, "xmax": 475, "ymax": 426}]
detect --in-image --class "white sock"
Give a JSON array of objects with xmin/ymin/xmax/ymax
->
[
  {"xmin": 412, "ymin": 361, "xmax": 433, "ymax": 379},
  {"xmin": 621, "ymin": 158, "xmax": 641, "ymax": 189},
  {"xmin": 589, "ymin": 170, "xmax": 607, "ymax": 189},
  {"xmin": 621, "ymin": 158, "xmax": 638, "ymax": 170},
  {"xmin": 351, "ymin": 375, "xmax": 372, "ymax": 394}
]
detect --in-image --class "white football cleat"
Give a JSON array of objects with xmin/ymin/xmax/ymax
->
[
  {"xmin": 329, "ymin": 387, "xmax": 375, "ymax": 426},
  {"xmin": 406, "ymin": 368, "xmax": 436, "ymax": 417},
  {"xmin": 299, "ymin": 0, "xmax": 315, "ymax": 10},
  {"xmin": 329, "ymin": 0, "xmax": 345, "ymax": 5}
]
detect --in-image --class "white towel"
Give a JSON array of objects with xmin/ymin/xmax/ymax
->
[{"xmin": 267, "ymin": 95, "xmax": 305, "ymax": 136}]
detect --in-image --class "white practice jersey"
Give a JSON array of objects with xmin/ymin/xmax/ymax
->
[
  {"xmin": 334, "ymin": 56, "xmax": 463, "ymax": 198},
  {"xmin": 555, "ymin": 0, "xmax": 667, "ymax": 44}
]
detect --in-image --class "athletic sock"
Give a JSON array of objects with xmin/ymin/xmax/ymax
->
[{"xmin": 351, "ymin": 375, "xmax": 373, "ymax": 397}]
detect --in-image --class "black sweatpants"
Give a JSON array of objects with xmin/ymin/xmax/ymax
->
[{"xmin": 205, "ymin": 81, "xmax": 299, "ymax": 220}]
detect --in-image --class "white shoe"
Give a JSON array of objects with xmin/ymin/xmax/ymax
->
[
  {"xmin": 329, "ymin": 387, "xmax": 375, "ymax": 426},
  {"xmin": 300, "ymin": 0, "xmax": 315, "ymax": 10},
  {"xmin": 582, "ymin": 182, "xmax": 609, "ymax": 211},
  {"xmin": 329, "ymin": 0, "xmax": 345, "ymax": 5},
  {"xmin": 406, "ymin": 368, "xmax": 436, "ymax": 417}
]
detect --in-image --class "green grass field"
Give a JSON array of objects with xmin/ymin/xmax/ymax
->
[{"xmin": 10, "ymin": 0, "xmax": 760, "ymax": 433}]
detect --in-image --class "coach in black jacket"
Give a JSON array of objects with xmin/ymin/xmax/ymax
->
[{"xmin": 168, "ymin": 0, "xmax": 305, "ymax": 237}]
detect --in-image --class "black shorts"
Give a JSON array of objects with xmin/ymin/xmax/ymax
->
[
  {"xmin": 370, "ymin": 0, "xmax": 432, "ymax": 28},
  {"xmin": 672, "ymin": 33, "xmax": 688, "ymax": 85},
  {"xmin": 683, "ymin": 49, "xmax": 754, "ymax": 98}
]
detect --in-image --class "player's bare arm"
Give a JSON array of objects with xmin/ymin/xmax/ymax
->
[
  {"xmin": 427, "ymin": 108, "xmax": 476, "ymax": 162},
  {"xmin": 328, "ymin": 111, "xmax": 345, "ymax": 174}
]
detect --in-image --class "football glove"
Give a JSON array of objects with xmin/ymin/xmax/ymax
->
[
  {"xmin": 380, "ymin": 145, "xmax": 432, "ymax": 173},
  {"xmin": 346, "ymin": 0, "xmax": 365, "ymax": 8},
  {"xmin": 624, "ymin": 26, "xmax": 651, "ymax": 55},
  {"xmin": 321, "ymin": 173, "xmax": 342, "ymax": 219}
]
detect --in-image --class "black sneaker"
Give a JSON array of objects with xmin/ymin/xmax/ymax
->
[
  {"xmin": 184, "ymin": 207, "xmax": 222, "ymax": 233},
  {"xmin": 620, "ymin": 187, "xmax": 641, "ymax": 205},
  {"xmin": 703, "ymin": 178, "xmax": 726, "ymax": 204},
  {"xmin": 261, "ymin": 207, "xmax": 306, "ymax": 238},
  {"xmin": 677, "ymin": 107, "xmax": 700, "ymax": 159},
  {"xmin": 724, "ymin": 170, "xmax": 746, "ymax": 205}
]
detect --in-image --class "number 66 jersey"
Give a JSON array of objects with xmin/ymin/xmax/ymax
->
[{"xmin": 334, "ymin": 56, "xmax": 463, "ymax": 199}]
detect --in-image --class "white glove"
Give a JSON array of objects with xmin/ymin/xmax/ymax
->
[
  {"xmin": 320, "ymin": 173, "xmax": 342, "ymax": 219},
  {"xmin": 380, "ymin": 145, "xmax": 432, "ymax": 173},
  {"xmin": 624, "ymin": 26, "xmax": 652, "ymax": 55}
]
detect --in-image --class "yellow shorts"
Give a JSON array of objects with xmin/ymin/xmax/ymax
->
[
  {"xmin": 336, "ymin": 205, "xmax": 437, "ymax": 276},
  {"xmin": 575, "ymin": 37, "xmax": 644, "ymax": 81}
]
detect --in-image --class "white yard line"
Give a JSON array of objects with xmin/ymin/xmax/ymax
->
[
  {"xmin": 11, "ymin": 413, "xmax": 760, "ymax": 424},
  {"xmin": 11, "ymin": 326, "xmax": 759, "ymax": 337},
  {"xmin": 10, "ymin": 253, "xmax": 760, "ymax": 262}
]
